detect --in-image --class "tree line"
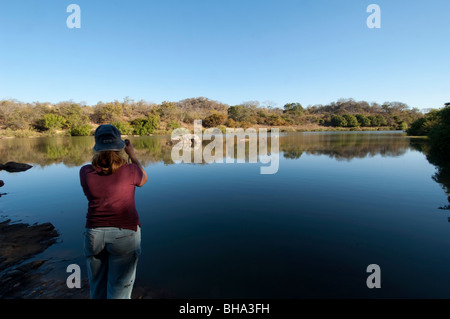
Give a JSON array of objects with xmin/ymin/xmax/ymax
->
[
  {"xmin": 407, "ymin": 102, "xmax": 450, "ymax": 209},
  {"xmin": 0, "ymin": 97, "xmax": 424, "ymax": 136},
  {"xmin": 407, "ymin": 102, "xmax": 450, "ymax": 159}
]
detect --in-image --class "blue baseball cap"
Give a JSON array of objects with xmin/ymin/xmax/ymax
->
[{"xmin": 93, "ymin": 124, "xmax": 125, "ymax": 152}]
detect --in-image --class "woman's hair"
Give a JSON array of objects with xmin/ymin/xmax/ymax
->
[{"xmin": 92, "ymin": 151, "xmax": 127, "ymax": 175}]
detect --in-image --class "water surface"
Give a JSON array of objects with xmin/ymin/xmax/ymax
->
[{"xmin": 0, "ymin": 132, "xmax": 449, "ymax": 298}]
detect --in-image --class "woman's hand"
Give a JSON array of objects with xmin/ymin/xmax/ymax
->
[
  {"xmin": 124, "ymin": 139, "xmax": 148, "ymax": 187},
  {"xmin": 124, "ymin": 139, "xmax": 136, "ymax": 159}
]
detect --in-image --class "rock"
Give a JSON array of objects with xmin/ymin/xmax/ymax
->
[
  {"xmin": 5, "ymin": 269, "xmax": 23, "ymax": 278},
  {"xmin": 0, "ymin": 162, "xmax": 32, "ymax": 173},
  {"xmin": 0, "ymin": 220, "xmax": 59, "ymax": 271},
  {"xmin": 17, "ymin": 260, "xmax": 46, "ymax": 273},
  {"xmin": 0, "ymin": 180, "xmax": 4, "ymax": 187},
  {"xmin": 0, "ymin": 219, "xmax": 65, "ymax": 299}
]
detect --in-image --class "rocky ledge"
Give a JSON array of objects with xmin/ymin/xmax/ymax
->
[{"xmin": 0, "ymin": 219, "xmax": 89, "ymax": 298}]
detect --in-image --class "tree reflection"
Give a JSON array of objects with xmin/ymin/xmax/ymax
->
[
  {"xmin": 281, "ymin": 132, "xmax": 409, "ymax": 161},
  {"xmin": 0, "ymin": 132, "xmax": 413, "ymax": 167},
  {"xmin": 410, "ymin": 139, "xmax": 450, "ymax": 210}
]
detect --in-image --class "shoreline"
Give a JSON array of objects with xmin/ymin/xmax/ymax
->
[{"xmin": 0, "ymin": 125, "xmax": 405, "ymax": 139}]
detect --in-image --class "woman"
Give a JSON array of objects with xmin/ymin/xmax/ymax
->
[{"xmin": 79, "ymin": 124, "xmax": 148, "ymax": 299}]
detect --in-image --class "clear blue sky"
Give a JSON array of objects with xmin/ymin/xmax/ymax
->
[{"xmin": 0, "ymin": 0, "xmax": 449, "ymax": 110}]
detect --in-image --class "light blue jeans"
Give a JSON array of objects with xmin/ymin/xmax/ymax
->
[{"xmin": 84, "ymin": 226, "xmax": 141, "ymax": 299}]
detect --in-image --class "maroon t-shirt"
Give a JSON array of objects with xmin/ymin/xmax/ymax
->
[{"xmin": 80, "ymin": 163, "xmax": 144, "ymax": 231}]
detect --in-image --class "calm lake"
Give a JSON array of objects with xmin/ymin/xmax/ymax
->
[{"xmin": 1, "ymin": 131, "xmax": 449, "ymax": 298}]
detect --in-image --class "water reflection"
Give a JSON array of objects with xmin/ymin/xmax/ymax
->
[
  {"xmin": 410, "ymin": 139, "xmax": 450, "ymax": 210},
  {"xmin": 281, "ymin": 132, "xmax": 409, "ymax": 160},
  {"xmin": 0, "ymin": 132, "xmax": 411, "ymax": 167},
  {"xmin": 2, "ymin": 131, "xmax": 449, "ymax": 298}
]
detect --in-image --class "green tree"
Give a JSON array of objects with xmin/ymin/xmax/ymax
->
[
  {"xmin": 131, "ymin": 115, "xmax": 160, "ymax": 135},
  {"xmin": 283, "ymin": 103, "xmax": 303, "ymax": 115},
  {"xmin": 407, "ymin": 109, "xmax": 440, "ymax": 136},
  {"xmin": 166, "ymin": 120, "xmax": 180, "ymax": 131},
  {"xmin": 408, "ymin": 104, "xmax": 450, "ymax": 164},
  {"xmin": 368, "ymin": 115, "xmax": 387, "ymax": 127},
  {"xmin": 227, "ymin": 105, "xmax": 253, "ymax": 122},
  {"xmin": 399, "ymin": 121, "xmax": 408, "ymax": 131},
  {"xmin": 427, "ymin": 105, "xmax": 450, "ymax": 156},
  {"xmin": 343, "ymin": 114, "xmax": 359, "ymax": 127},
  {"xmin": 376, "ymin": 115, "xmax": 388, "ymax": 126},
  {"xmin": 42, "ymin": 113, "xmax": 66, "ymax": 131},
  {"xmin": 112, "ymin": 121, "xmax": 134, "ymax": 135},
  {"xmin": 331, "ymin": 115, "xmax": 347, "ymax": 127},
  {"xmin": 356, "ymin": 114, "xmax": 371, "ymax": 127},
  {"xmin": 70, "ymin": 124, "xmax": 92, "ymax": 136}
]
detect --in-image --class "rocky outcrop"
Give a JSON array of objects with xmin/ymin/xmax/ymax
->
[
  {"xmin": 0, "ymin": 162, "xmax": 32, "ymax": 173},
  {"xmin": 0, "ymin": 219, "xmax": 72, "ymax": 298},
  {"xmin": 0, "ymin": 219, "xmax": 59, "ymax": 272}
]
